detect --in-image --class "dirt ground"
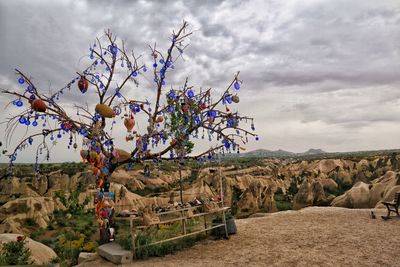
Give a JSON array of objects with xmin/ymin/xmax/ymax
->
[{"xmin": 79, "ymin": 207, "xmax": 400, "ymax": 267}]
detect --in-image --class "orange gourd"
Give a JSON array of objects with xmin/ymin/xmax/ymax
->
[
  {"xmin": 31, "ymin": 99, "xmax": 47, "ymax": 112},
  {"xmin": 124, "ymin": 115, "xmax": 135, "ymax": 131},
  {"xmin": 78, "ymin": 76, "xmax": 89, "ymax": 93}
]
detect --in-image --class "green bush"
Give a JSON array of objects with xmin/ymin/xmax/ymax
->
[{"xmin": 0, "ymin": 236, "xmax": 32, "ymax": 266}]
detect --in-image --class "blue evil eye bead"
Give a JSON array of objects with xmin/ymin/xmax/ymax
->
[
  {"xmin": 29, "ymin": 94, "xmax": 36, "ymax": 101},
  {"xmin": 25, "ymin": 119, "xmax": 30, "ymax": 126},
  {"xmin": 143, "ymin": 66, "xmax": 147, "ymax": 72},
  {"xmin": 100, "ymin": 60, "xmax": 104, "ymax": 65},
  {"xmin": 153, "ymin": 63, "xmax": 157, "ymax": 68},
  {"xmin": 187, "ymin": 90, "xmax": 194, "ymax": 98},
  {"xmin": 135, "ymin": 106, "xmax": 140, "ymax": 112},
  {"xmin": 57, "ymin": 133, "xmax": 62, "ymax": 138},
  {"xmin": 131, "ymin": 71, "xmax": 137, "ymax": 77},
  {"xmin": 110, "ymin": 45, "xmax": 118, "ymax": 55},
  {"xmin": 32, "ymin": 121, "xmax": 38, "ymax": 127},
  {"xmin": 18, "ymin": 77, "xmax": 25, "ymax": 84},
  {"xmin": 168, "ymin": 91, "xmax": 175, "ymax": 99},
  {"xmin": 50, "ymin": 135, "xmax": 54, "ymax": 141},
  {"xmin": 19, "ymin": 117, "xmax": 26, "ymax": 124},
  {"xmin": 27, "ymin": 85, "xmax": 32, "ymax": 92},
  {"xmin": 28, "ymin": 137, "xmax": 33, "ymax": 145},
  {"xmin": 16, "ymin": 100, "xmax": 23, "ymax": 107},
  {"xmin": 159, "ymin": 59, "xmax": 164, "ymax": 64},
  {"xmin": 90, "ymin": 54, "xmax": 94, "ymax": 59},
  {"xmin": 234, "ymin": 81, "xmax": 240, "ymax": 90},
  {"xmin": 255, "ymin": 136, "xmax": 259, "ymax": 141},
  {"xmin": 225, "ymin": 95, "xmax": 232, "ymax": 104}
]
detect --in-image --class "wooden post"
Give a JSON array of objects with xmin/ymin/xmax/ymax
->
[
  {"xmin": 130, "ymin": 217, "xmax": 136, "ymax": 260},
  {"xmin": 203, "ymin": 214, "xmax": 207, "ymax": 233},
  {"xmin": 222, "ymin": 209, "xmax": 229, "ymax": 239},
  {"xmin": 179, "ymin": 162, "xmax": 183, "ymax": 204},
  {"xmin": 218, "ymin": 153, "xmax": 224, "ymax": 207},
  {"xmin": 181, "ymin": 209, "xmax": 186, "ymax": 235}
]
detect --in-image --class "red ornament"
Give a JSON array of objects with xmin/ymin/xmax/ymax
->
[
  {"xmin": 124, "ymin": 115, "xmax": 135, "ymax": 131},
  {"xmin": 78, "ymin": 76, "xmax": 89, "ymax": 93},
  {"xmin": 31, "ymin": 99, "xmax": 47, "ymax": 112}
]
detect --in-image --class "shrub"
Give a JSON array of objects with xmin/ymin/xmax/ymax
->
[{"xmin": 0, "ymin": 236, "xmax": 32, "ymax": 265}]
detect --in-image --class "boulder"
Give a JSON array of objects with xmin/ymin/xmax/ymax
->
[
  {"xmin": 78, "ymin": 252, "xmax": 98, "ymax": 264},
  {"xmin": 331, "ymin": 182, "xmax": 370, "ymax": 208},
  {"xmin": 97, "ymin": 242, "xmax": 132, "ymax": 264},
  {"xmin": 0, "ymin": 233, "xmax": 57, "ymax": 265}
]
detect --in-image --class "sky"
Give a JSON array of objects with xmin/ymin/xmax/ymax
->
[{"xmin": 0, "ymin": 0, "xmax": 400, "ymax": 163}]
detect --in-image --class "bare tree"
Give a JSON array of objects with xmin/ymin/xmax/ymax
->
[{"xmin": 1, "ymin": 21, "xmax": 257, "ymax": 241}]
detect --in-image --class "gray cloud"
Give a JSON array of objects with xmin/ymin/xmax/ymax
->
[{"xmin": 1, "ymin": 0, "xmax": 400, "ymax": 163}]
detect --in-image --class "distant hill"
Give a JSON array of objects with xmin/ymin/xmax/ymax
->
[
  {"xmin": 224, "ymin": 148, "xmax": 400, "ymax": 160},
  {"xmin": 301, "ymin": 149, "xmax": 327, "ymax": 155}
]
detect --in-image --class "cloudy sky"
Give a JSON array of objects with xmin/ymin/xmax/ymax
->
[{"xmin": 1, "ymin": 0, "xmax": 400, "ymax": 163}]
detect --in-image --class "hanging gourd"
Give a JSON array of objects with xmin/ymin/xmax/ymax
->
[
  {"xmin": 231, "ymin": 95, "xmax": 240, "ymax": 103},
  {"xmin": 93, "ymin": 167, "xmax": 100, "ymax": 176},
  {"xmin": 124, "ymin": 115, "xmax": 135, "ymax": 131},
  {"xmin": 89, "ymin": 151, "xmax": 98, "ymax": 164},
  {"xmin": 95, "ymin": 104, "xmax": 115, "ymax": 118},
  {"xmin": 78, "ymin": 76, "xmax": 89, "ymax": 93},
  {"xmin": 182, "ymin": 104, "xmax": 189, "ymax": 113},
  {"xmin": 125, "ymin": 135, "xmax": 134, "ymax": 142},
  {"xmin": 170, "ymin": 139, "xmax": 177, "ymax": 146},
  {"xmin": 31, "ymin": 99, "xmax": 47, "ymax": 112},
  {"xmin": 156, "ymin": 116, "xmax": 164, "ymax": 123},
  {"xmin": 80, "ymin": 150, "xmax": 89, "ymax": 162}
]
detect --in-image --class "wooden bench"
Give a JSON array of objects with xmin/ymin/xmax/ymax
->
[{"xmin": 382, "ymin": 192, "xmax": 400, "ymax": 218}]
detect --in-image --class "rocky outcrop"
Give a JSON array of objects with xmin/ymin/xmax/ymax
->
[
  {"xmin": 0, "ymin": 177, "xmax": 40, "ymax": 204},
  {"xmin": 332, "ymin": 171, "xmax": 400, "ymax": 209},
  {"xmin": 0, "ymin": 197, "xmax": 65, "ymax": 234},
  {"xmin": 293, "ymin": 180, "xmax": 332, "ymax": 210},
  {"xmin": 0, "ymin": 233, "xmax": 57, "ymax": 265}
]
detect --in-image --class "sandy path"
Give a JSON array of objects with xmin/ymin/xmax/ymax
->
[{"xmin": 80, "ymin": 207, "xmax": 400, "ymax": 267}]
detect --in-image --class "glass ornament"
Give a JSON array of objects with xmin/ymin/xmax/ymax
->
[
  {"xmin": 19, "ymin": 117, "xmax": 26, "ymax": 124},
  {"xmin": 18, "ymin": 77, "xmax": 25, "ymax": 84},
  {"xmin": 187, "ymin": 90, "xmax": 194, "ymax": 98},
  {"xmin": 16, "ymin": 100, "xmax": 23, "ymax": 107},
  {"xmin": 234, "ymin": 82, "xmax": 240, "ymax": 90}
]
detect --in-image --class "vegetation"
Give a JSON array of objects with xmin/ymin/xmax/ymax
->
[
  {"xmin": 274, "ymin": 187, "xmax": 292, "ymax": 211},
  {"xmin": 0, "ymin": 236, "xmax": 32, "ymax": 266}
]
